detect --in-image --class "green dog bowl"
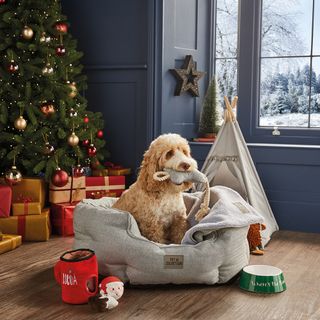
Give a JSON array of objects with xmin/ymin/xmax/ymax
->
[{"xmin": 240, "ymin": 265, "xmax": 286, "ymax": 293}]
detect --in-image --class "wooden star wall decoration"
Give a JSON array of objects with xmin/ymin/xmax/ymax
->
[{"xmin": 170, "ymin": 55, "xmax": 205, "ymax": 97}]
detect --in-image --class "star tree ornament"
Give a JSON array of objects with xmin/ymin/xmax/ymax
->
[
  {"xmin": 170, "ymin": 55, "xmax": 205, "ymax": 97},
  {"xmin": 14, "ymin": 116, "xmax": 27, "ymax": 130},
  {"xmin": 22, "ymin": 26, "xmax": 34, "ymax": 40}
]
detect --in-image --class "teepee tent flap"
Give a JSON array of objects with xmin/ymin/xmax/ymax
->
[{"xmin": 196, "ymin": 97, "xmax": 278, "ymax": 245}]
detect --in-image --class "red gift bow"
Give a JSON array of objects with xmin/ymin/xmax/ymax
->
[
  {"xmin": 104, "ymin": 161, "xmax": 123, "ymax": 170},
  {"xmin": 17, "ymin": 194, "xmax": 32, "ymax": 215},
  {"xmin": 17, "ymin": 194, "xmax": 32, "ymax": 203}
]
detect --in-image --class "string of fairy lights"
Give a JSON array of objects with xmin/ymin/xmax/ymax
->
[{"xmin": 0, "ymin": 0, "xmax": 104, "ymax": 187}]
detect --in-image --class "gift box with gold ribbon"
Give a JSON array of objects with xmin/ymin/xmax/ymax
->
[
  {"xmin": 0, "ymin": 208, "xmax": 51, "ymax": 241},
  {"xmin": 0, "ymin": 234, "xmax": 22, "ymax": 255},
  {"xmin": 49, "ymin": 176, "xmax": 85, "ymax": 204},
  {"xmin": 85, "ymin": 176, "xmax": 125, "ymax": 198}
]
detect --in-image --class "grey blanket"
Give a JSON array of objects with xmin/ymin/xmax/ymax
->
[{"xmin": 182, "ymin": 186, "xmax": 264, "ymax": 244}]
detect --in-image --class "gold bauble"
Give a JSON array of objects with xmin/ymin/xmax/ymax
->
[
  {"xmin": 14, "ymin": 116, "xmax": 27, "ymax": 130},
  {"xmin": 42, "ymin": 63, "xmax": 54, "ymax": 75},
  {"xmin": 68, "ymin": 132, "xmax": 79, "ymax": 147},
  {"xmin": 67, "ymin": 82, "xmax": 77, "ymax": 98},
  {"xmin": 22, "ymin": 26, "xmax": 34, "ymax": 40}
]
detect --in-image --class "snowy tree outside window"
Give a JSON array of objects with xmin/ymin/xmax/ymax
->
[
  {"xmin": 215, "ymin": 0, "xmax": 320, "ymax": 128},
  {"xmin": 260, "ymin": 0, "xmax": 320, "ymax": 128},
  {"xmin": 215, "ymin": 0, "xmax": 238, "ymax": 124}
]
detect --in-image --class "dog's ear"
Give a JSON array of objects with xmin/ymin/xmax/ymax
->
[{"xmin": 138, "ymin": 148, "xmax": 165, "ymax": 192}]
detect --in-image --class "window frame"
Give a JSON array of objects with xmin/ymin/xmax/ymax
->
[{"xmin": 236, "ymin": 0, "xmax": 320, "ymax": 145}]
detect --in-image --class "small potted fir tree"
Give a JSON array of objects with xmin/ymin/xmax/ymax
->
[{"xmin": 198, "ymin": 77, "xmax": 220, "ymax": 140}]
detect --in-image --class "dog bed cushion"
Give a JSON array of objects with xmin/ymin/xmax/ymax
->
[{"xmin": 73, "ymin": 186, "xmax": 263, "ymax": 285}]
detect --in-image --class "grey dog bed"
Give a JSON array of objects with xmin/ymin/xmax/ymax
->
[{"xmin": 73, "ymin": 186, "xmax": 263, "ymax": 285}]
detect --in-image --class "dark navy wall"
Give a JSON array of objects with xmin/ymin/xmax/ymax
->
[{"xmin": 62, "ymin": 0, "xmax": 152, "ymax": 181}]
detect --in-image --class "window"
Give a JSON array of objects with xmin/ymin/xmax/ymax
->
[
  {"xmin": 259, "ymin": 0, "xmax": 320, "ymax": 128},
  {"xmin": 214, "ymin": 0, "xmax": 239, "ymax": 100}
]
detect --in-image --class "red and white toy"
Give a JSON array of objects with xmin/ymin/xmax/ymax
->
[{"xmin": 99, "ymin": 276, "xmax": 124, "ymax": 310}]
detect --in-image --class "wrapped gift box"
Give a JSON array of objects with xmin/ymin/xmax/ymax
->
[
  {"xmin": 108, "ymin": 168, "xmax": 131, "ymax": 176},
  {"xmin": 85, "ymin": 176, "xmax": 125, "ymax": 198},
  {"xmin": 0, "ymin": 208, "xmax": 51, "ymax": 241},
  {"xmin": 0, "ymin": 185, "xmax": 12, "ymax": 218},
  {"xmin": 92, "ymin": 169, "xmax": 109, "ymax": 177},
  {"xmin": 86, "ymin": 191, "xmax": 117, "ymax": 199},
  {"xmin": 12, "ymin": 202, "xmax": 42, "ymax": 216},
  {"xmin": 11, "ymin": 178, "xmax": 45, "ymax": 216},
  {"xmin": 49, "ymin": 176, "xmax": 85, "ymax": 204},
  {"xmin": 0, "ymin": 234, "xmax": 22, "ymax": 255},
  {"xmin": 51, "ymin": 203, "xmax": 77, "ymax": 236}
]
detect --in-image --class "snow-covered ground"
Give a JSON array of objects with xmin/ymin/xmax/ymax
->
[{"xmin": 260, "ymin": 113, "xmax": 320, "ymax": 128}]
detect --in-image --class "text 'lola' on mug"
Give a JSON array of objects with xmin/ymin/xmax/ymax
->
[{"xmin": 54, "ymin": 248, "xmax": 98, "ymax": 304}]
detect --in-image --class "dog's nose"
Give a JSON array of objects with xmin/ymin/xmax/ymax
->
[{"xmin": 179, "ymin": 162, "xmax": 190, "ymax": 171}]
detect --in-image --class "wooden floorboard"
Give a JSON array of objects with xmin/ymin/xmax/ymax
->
[{"xmin": 0, "ymin": 231, "xmax": 320, "ymax": 320}]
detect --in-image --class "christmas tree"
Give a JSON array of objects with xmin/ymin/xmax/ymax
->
[
  {"xmin": 0, "ymin": 0, "xmax": 108, "ymax": 184},
  {"xmin": 198, "ymin": 77, "xmax": 220, "ymax": 137}
]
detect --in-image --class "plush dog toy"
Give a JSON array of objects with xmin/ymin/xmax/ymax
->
[
  {"xmin": 89, "ymin": 276, "xmax": 124, "ymax": 312},
  {"xmin": 153, "ymin": 168, "xmax": 210, "ymax": 221}
]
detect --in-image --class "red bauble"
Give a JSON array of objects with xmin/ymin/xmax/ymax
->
[
  {"xmin": 51, "ymin": 168, "xmax": 69, "ymax": 187},
  {"xmin": 73, "ymin": 165, "xmax": 84, "ymax": 177},
  {"xmin": 82, "ymin": 139, "xmax": 90, "ymax": 147},
  {"xmin": 56, "ymin": 45, "xmax": 66, "ymax": 56},
  {"xmin": 55, "ymin": 22, "xmax": 68, "ymax": 33},
  {"xmin": 87, "ymin": 144, "xmax": 97, "ymax": 157},
  {"xmin": 0, "ymin": 0, "xmax": 7, "ymax": 4},
  {"xmin": 8, "ymin": 60, "xmax": 19, "ymax": 73},
  {"xmin": 83, "ymin": 116, "xmax": 89, "ymax": 123},
  {"xmin": 96, "ymin": 130, "xmax": 103, "ymax": 138}
]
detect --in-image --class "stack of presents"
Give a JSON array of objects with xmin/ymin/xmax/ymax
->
[{"xmin": 0, "ymin": 164, "xmax": 130, "ymax": 255}]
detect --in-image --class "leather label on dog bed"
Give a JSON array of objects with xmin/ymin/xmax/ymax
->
[{"xmin": 164, "ymin": 255, "xmax": 184, "ymax": 269}]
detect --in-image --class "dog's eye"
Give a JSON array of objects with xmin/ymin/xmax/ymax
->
[
  {"xmin": 165, "ymin": 150, "xmax": 174, "ymax": 159},
  {"xmin": 183, "ymin": 149, "xmax": 189, "ymax": 156}
]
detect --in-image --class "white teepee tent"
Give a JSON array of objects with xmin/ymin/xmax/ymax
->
[{"xmin": 195, "ymin": 96, "xmax": 278, "ymax": 245}]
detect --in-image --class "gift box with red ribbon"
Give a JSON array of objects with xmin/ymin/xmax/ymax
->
[
  {"xmin": 105, "ymin": 162, "xmax": 131, "ymax": 176},
  {"xmin": 0, "ymin": 185, "xmax": 12, "ymax": 218},
  {"xmin": 85, "ymin": 176, "xmax": 125, "ymax": 198},
  {"xmin": 51, "ymin": 203, "xmax": 77, "ymax": 236},
  {"xmin": 0, "ymin": 208, "xmax": 51, "ymax": 241},
  {"xmin": 9, "ymin": 178, "xmax": 46, "ymax": 216},
  {"xmin": 12, "ymin": 195, "xmax": 42, "ymax": 216},
  {"xmin": 49, "ymin": 176, "xmax": 85, "ymax": 204}
]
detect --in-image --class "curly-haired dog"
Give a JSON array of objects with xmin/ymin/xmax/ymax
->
[{"xmin": 112, "ymin": 133, "xmax": 198, "ymax": 244}]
